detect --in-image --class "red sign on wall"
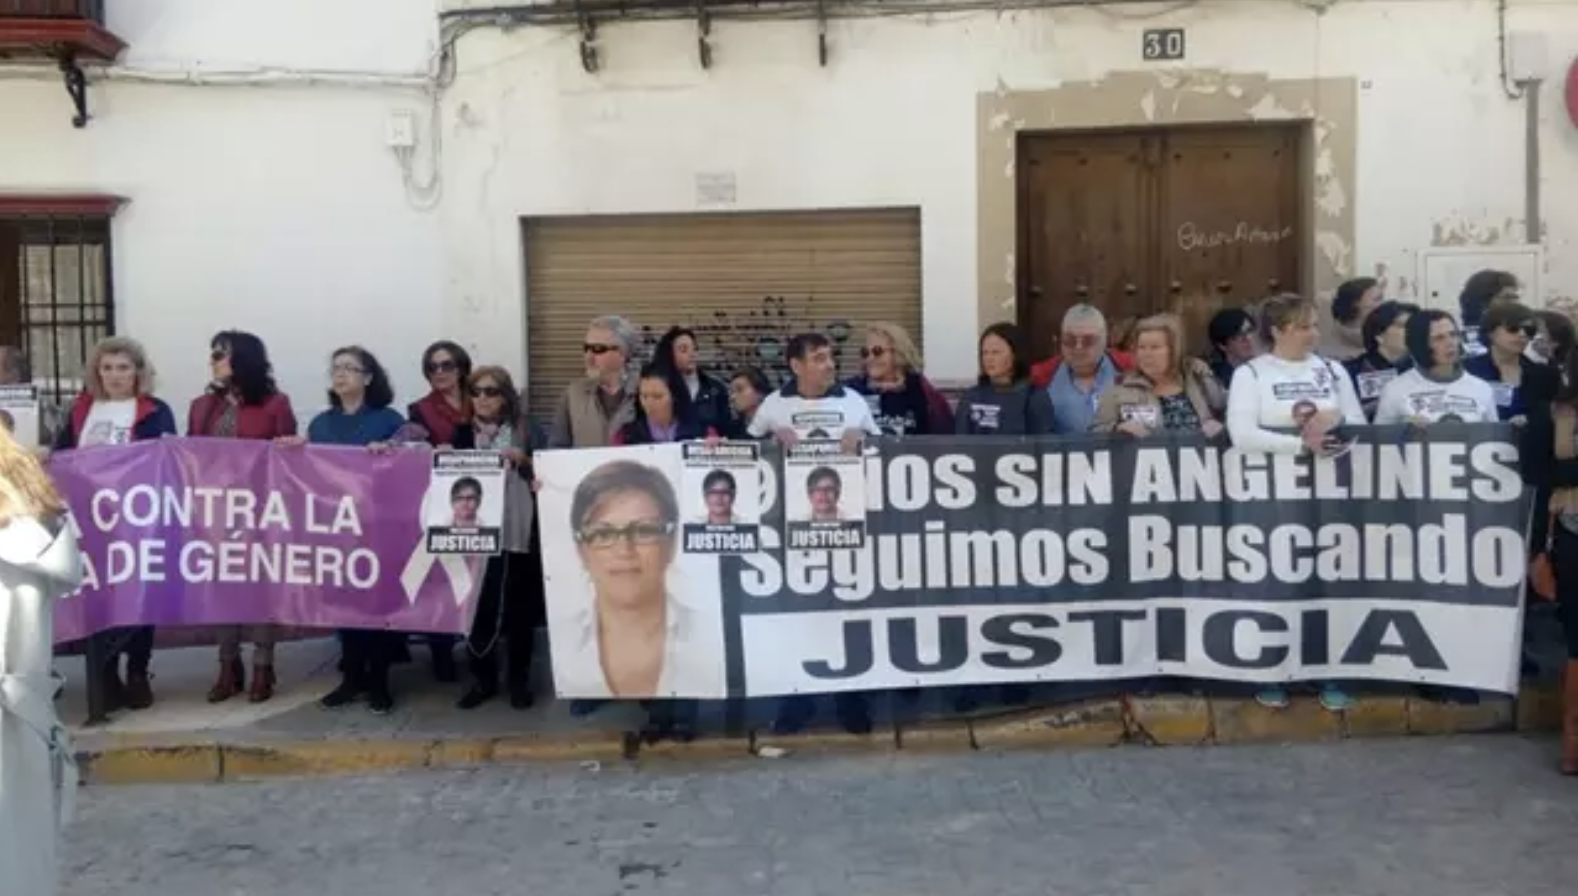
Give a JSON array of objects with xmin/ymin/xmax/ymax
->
[{"xmin": 1567, "ymin": 58, "xmax": 1578, "ymax": 128}]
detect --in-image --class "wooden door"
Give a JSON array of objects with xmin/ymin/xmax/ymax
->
[
  {"xmin": 1156, "ymin": 127, "xmax": 1301, "ymax": 342},
  {"xmin": 1017, "ymin": 133, "xmax": 1153, "ymax": 362},
  {"xmin": 1017, "ymin": 125, "xmax": 1302, "ymax": 356}
]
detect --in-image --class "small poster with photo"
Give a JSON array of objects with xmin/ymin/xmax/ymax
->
[
  {"xmin": 783, "ymin": 441, "xmax": 866, "ymax": 551},
  {"xmin": 423, "ymin": 451, "xmax": 507, "ymax": 555},
  {"xmin": 0, "ymin": 384, "xmax": 41, "ymax": 448},
  {"xmin": 680, "ymin": 441, "xmax": 762, "ymax": 555}
]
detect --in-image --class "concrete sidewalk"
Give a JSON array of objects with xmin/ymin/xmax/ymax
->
[{"xmin": 61, "ymin": 634, "xmax": 1571, "ymax": 785}]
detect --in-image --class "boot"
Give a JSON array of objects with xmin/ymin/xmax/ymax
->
[
  {"xmin": 206, "ymin": 658, "xmax": 245, "ymax": 703},
  {"xmin": 98, "ymin": 658, "xmax": 127, "ymax": 712},
  {"xmin": 1562, "ymin": 660, "xmax": 1578, "ymax": 776},
  {"xmin": 457, "ymin": 652, "xmax": 498, "ymax": 711},
  {"xmin": 248, "ymin": 664, "xmax": 276, "ymax": 703},
  {"xmin": 123, "ymin": 656, "xmax": 155, "ymax": 711}
]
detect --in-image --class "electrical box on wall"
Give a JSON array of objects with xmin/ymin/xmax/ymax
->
[
  {"xmin": 1416, "ymin": 246, "xmax": 1544, "ymax": 312},
  {"xmin": 385, "ymin": 111, "xmax": 417, "ymax": 149}
]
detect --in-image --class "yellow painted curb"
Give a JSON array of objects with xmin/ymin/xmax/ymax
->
[
  {"xmin": 223, "ymin": 740, "xmax": 432, "ymax": 780},
  {"xmin": 71, "ymin": 690, "xmax": 1556, "ymax": 785},
  {"xmin": 751, "ymin": 727, "xmax": 897, "ymax": 755},
  {"xmin": 1516, "ymin": 682, "xmax": 1562, "ymax": 734},
  {"xmin": 429, "ymin": 737, "xmax": 498, "ymax": 767},
  {"xmin": 1340, "ymin": 696, "xmax": 1410, "ymax": 739},
  {"xmin": 1124, "ymin": 696, "xmax": 1212, "ymax": 746},
  {"xmin": 84, "ymin": 744, "xmax": 222, "ymax": 785},
  {"xmin": 1406, "ymin": 696, "xmax": 1513, "ymax": 735},
  {"xmin": 896, "ymin": 721, "xmax": 976, "ymax": 752},
  {"xmin": 1210, "ymin": 697, "xmax": 1342, "ymax": 744},
  {"xmin": 971, "ymin": 700, "xmax": 1127, "ymax": 750},
  {"xmin": 493, "ymin": 732, "xmax": 632, "ymax": 763},
  {"xmin": 638, "ymin": 734, "xmax": 754, "ymax": 761}
]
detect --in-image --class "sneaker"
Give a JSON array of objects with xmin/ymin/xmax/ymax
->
[
  {"xmin": 368, "ymin": 690, "xmax": 394, "ymax": 716},
  {"xmin": 1254, "ymin": 687, "xmax": 1290, "ymax": 709},
  {"xmin": 1317, "ymin": 684, "xmax": 1355, "ymax": 712},
  {"xmin": 319, "ymin": 680, "xmax": 361, "ymax": 709}
]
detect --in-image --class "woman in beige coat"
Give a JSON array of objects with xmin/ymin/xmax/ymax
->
[
  {"xmin": 1092, "ymin": 313, "xmax": 1226, "ymax": 436},
  {"xmin": 0, "ymin": 424, "xmax": 83, "ymax": 896}
]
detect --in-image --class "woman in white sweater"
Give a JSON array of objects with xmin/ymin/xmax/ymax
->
[
  {"xmin": 1373, "ymin": 309, "xmax": 1497, "ymax": 425},
  {"xmin": 1226, "ymin": 294, "xmax": 1367, "ymax": 713},
  {"xmin": 1227, "ymin": 294, "xmax": 1367, "ymax": 455}
]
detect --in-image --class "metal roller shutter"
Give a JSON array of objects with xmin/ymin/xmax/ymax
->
[{"xmin": 523, "ymin": 208, "xmax": 923, "ymax": 424}]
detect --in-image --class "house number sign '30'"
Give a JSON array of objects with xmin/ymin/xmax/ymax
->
[{"xmin": 1142, "ymin": 28, "xmax": 1186, "ymax": 62}]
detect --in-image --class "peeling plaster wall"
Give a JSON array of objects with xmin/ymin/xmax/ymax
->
[{"xmin": 443, "ymin": 0, "xmax": 1578, "ymax": 382}]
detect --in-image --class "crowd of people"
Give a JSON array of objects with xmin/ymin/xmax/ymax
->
[{"xmin": 2, "ymin": 264, "xmax": 1574, "ymax": 778}]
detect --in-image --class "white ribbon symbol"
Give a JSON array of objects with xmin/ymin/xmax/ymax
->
[{"xmin": 399, "ymin": 545, "xmax": 476, "ymax": 607}]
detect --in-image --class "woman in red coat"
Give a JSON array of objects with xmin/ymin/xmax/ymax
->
[{"xmin": 187, "ymin": 330, "xmax": 297, "ymax": 703}]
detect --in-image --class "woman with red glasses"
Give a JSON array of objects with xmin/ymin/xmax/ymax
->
[
  {"xmin": 398, "ymin": 340, "xmax": 476, "ymax": 684},
  {"xmin": 188, "ymin": 330, "xmax": 297, "ymax": 704}
]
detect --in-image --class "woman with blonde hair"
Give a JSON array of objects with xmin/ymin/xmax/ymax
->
[
  {"xmin": 51, "ymin": 336, "xmax": 177, "ymax": 711},
  {"xmin": 0, "ymin": 422, "xmax": 83, "ymax": 896},
  {"xmin": 844, "ymin": 322, "xmax": 953, "ymax": 436},
  {"xmin": 1093, "ymin": 314, "xmax": 1225, "ymax": 436},
  {"xmin": 1226, "ymin": 293, "xmax": 1365, "ymax": 713}
]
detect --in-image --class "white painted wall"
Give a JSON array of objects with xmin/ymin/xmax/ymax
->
[
  {"xmin": 5, "ymin": 0, "xmax": 1576, "ymax": 397},
  {"xmin": 0, "ymin": 0, "xmax": 446, "ymax": 418},
  {"xmin": 439, "ymin": 0, "xmax": 1578, "ymax": 382}
]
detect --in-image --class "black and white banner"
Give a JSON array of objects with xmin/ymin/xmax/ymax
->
[{"xmin": 537, "ymin": 426, "xmax": 1532, "ymax": 699}]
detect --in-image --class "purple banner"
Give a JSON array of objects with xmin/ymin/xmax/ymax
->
[{"xmin": 49, "ymin": 438, "xmax": 480, "ymax": 644}]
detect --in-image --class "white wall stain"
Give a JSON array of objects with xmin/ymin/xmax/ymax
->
[
  {"xmin": 1003, "ymin": 252, "xmax": 1015, "ymax": 288},
  {"xmin": 988, "ymin": 111, "xmax": 1011, "ymax": 131},
  {"xmin": 1140, "ymin": 90, "xmax": 1157, "ymax": 121},
  {"xmin": 1316, "ymin": 231, "xmax": 1353, "ymax": 276}
]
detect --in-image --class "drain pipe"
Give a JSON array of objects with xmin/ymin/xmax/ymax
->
[{"xmin": 1523, "ymin": 79, "xmax": 1542, "ymax": 245}]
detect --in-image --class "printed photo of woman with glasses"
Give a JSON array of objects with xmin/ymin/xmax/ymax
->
[{"xmin": 544, "ymin": 455, "xmax": 725, "ymax": 700}]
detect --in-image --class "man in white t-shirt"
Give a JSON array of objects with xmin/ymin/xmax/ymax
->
[
  {"xmin": 748, "ymin": 331, "xmax": 878, "ymax": 739},
  {"xmin": 747, "ymin": 333, "xmax": 880, "ymax": 452}
]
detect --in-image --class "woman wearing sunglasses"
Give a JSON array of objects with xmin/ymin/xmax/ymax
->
[
  {"xmin": 1464, "ymin": 302, "xmax": 1561, "ymax": 425},
  {"xmin": 447, "ymin": 366, "xmax": 544, "ymax": 711},
  {"xmin": 398, "ymin": 340, "xmax": 476, "ymax": 684},
  {"xmin": 844, "ymin": 322, "xmax": 953, "ymax": 437},
  {"xmin": 188, "ymin": 330, "xmax": 297, "ymax": 704}
]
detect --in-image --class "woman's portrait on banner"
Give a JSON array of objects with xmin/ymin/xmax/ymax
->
[{"xmin": 543, "ymin": 450, "xmax": 727, "ymax": 699}]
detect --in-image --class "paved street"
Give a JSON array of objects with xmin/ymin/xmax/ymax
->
[{"xmin": 64, "ymin": 737, "xmax": 1578, "ymax": 896}]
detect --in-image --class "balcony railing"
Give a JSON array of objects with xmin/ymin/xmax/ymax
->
[{"xmin": 0, "ymin": 0, "xmax": 105, "ymax": 25}]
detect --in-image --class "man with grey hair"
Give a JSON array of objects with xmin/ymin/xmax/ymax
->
[
  {"xmin": 549, "ymin": 314, "xmax": 638, "ymax": 449},
  {"xmin": 1029, "ymin": 304, "xmax": 1134, "ymax": 434}
]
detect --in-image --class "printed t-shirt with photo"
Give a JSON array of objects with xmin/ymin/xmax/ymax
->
[
  {"xmin": 79, "ymin": 399, "xmax": 138, "ymax": 447},
  {"xmin": 747, "ymin": 384, "xmax": 881, "ymax": 441},
  {"xmin": 1225, "ymin": 354, "xmax": 1367, "ymax": 454},
  {"xmin": 1372, "ymin": 368, "xmax": 1499, "ymax": 425}
]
